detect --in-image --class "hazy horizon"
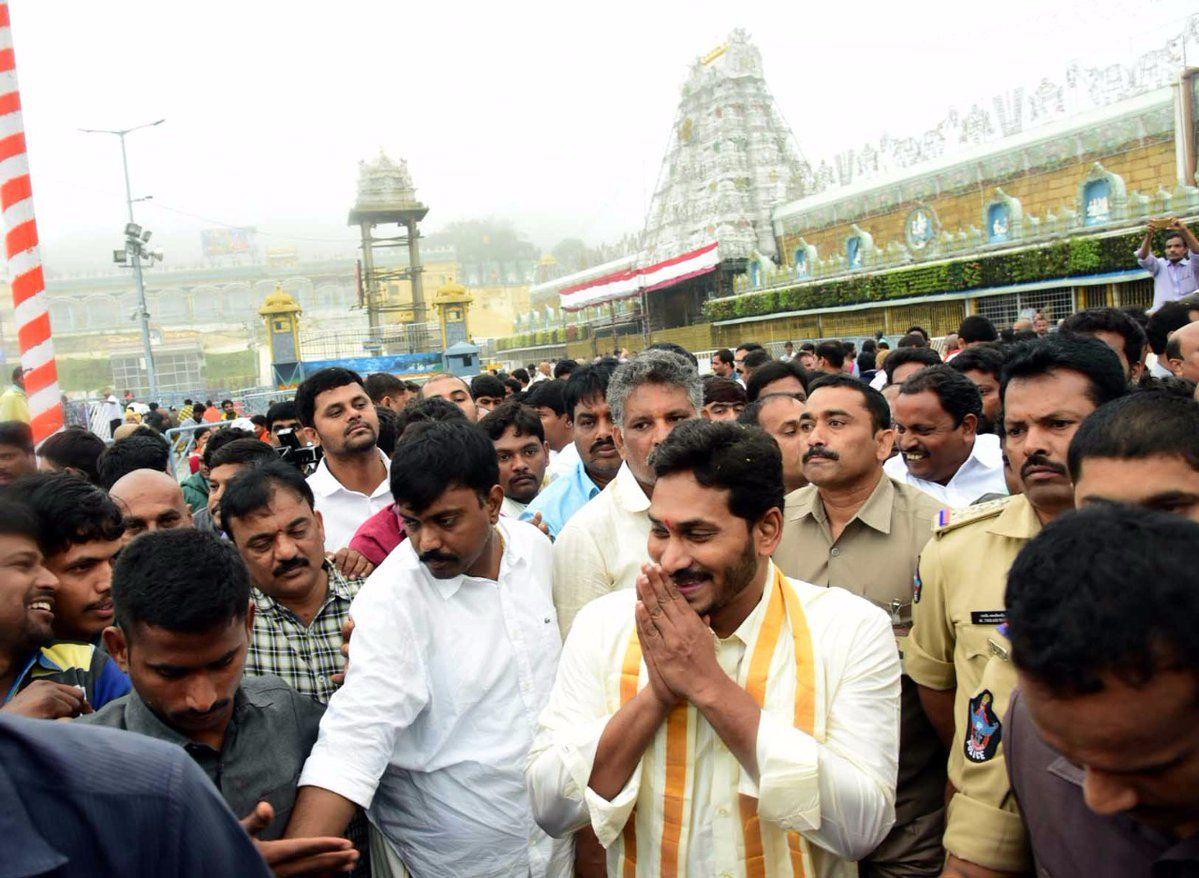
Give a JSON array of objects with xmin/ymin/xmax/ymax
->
[{"xmin": 10, "ymin": 0, "xmax": 1193, "ymax": 275}]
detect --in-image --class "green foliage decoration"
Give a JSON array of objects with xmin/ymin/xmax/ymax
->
[{"xmin": 704, "ymin": 230, "xmax": 1143, "ymax": 322}]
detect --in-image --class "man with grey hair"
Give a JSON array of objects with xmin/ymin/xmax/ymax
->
[{"xmin": 551, "ymin": 349, "xmax": 701, "ymax": 636}]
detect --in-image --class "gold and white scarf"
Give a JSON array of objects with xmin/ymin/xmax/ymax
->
[{"xmin": 613, "ymin": 567, "xmax": 827, "ymax": 878}]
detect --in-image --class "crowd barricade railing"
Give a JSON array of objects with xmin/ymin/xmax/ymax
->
[{"xmin": 165, "ymin": 422, "xmax": 219, "ymax": 480}]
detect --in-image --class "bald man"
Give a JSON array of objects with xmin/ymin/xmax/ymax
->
[
  {"xmin": 1165, "ymin": 320, "xmax": 1199, "ymax": 383},
  {"xmin": 108, "ymin": 469, "xmax": 194, "ymax": 544},
  {"xmin": 419, "ymin": 373, "xmax": 478, "ymax": 421}
]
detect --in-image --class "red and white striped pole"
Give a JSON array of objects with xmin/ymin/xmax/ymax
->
[{"xmin": 0, "ymin": 2, "xmax": 61, "ymax": 444}]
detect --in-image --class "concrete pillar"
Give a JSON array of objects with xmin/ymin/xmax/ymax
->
[
  {"xmin": 360, "ymin": 221, "xmax": 379, "ymax": 337},
  {"xmin": 407, "ymin": 218, "xmax": 424, "ymax": 317}
]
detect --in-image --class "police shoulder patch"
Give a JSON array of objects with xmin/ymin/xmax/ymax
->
[
  {"xmin": 964, "ymin": 689, "xmax": 1002, "ymax": 763},
  {"xmin": 932, "ymin": 496, "xmax": 1013, "ymax": 537}
]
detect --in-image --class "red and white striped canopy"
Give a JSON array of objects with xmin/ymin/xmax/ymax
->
[{"xmin": 559, "ymin": 242, "xmax": 720, "ymax": 312}]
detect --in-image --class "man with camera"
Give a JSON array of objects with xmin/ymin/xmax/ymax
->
[{"xmin": 265, "ymin": 401, "xmax": 303, "ymax": 447}]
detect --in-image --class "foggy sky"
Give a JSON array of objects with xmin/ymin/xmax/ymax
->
[{"xmin": 8, "ymin": 0, "xmax": 1192, "ymax": 271}]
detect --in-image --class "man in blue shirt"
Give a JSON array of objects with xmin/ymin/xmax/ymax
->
[
  {"xmin": 0, "ymin": 498, "xmax": 129, "ymax": 719},
  {"xmin": 522, "ymin": 359, "xmax": 621, "ymax": 538},
  {"xmin": 0, "ymin": 712, "xmax": 273, "ymax": 877}
]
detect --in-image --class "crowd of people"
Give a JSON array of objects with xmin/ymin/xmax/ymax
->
[{"xmin": 4, "ymin": 245, "xmax": 1199, "ymax": 876}]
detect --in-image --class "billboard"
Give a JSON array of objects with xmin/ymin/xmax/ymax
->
[
  {"xmin": 299, "ymin": 352, "xmax": 443, "ymax": 379},
  {"xmin": 201, "ymin": 227, "xmax": 257, "ymax": 258}
]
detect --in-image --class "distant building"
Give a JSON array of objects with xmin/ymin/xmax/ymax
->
[
  {"xmin": 109, "ymin": 341, "xmax": 204, "ymax": 397},
  {"xmin": 712, "ymin": 63, "xmax": 1199, "ymax": 345}
]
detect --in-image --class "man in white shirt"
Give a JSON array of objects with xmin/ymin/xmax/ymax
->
[
  {"xmin": 287, "ymin": 420, "xmax": 570, "ymax": 877},
  {"xmin": 298, "ymin": 368, "xmax": 393, "ymax": 551},
  {"xmin": 90, "ymin": 391, "xmax": 124, "ymax": 439},
  {"xmin": 552, "ymin": 349, "xmax": 701, "ymax": 637},
  {"xmin": 527, "ymin": 420, "xmax": 900, "ymax": 877},
  {"xmin": 885, "ymin": 365, "xmax": 1008, "ymax": 506},
  {"xmin": 479, "ymin": 400, "xmax": 550, "ymax": 518},
  {"xmin": 709, "ymin": 348, "xmax": 737, "ymax": 380},
  {"xmin": 525, "ymin": 379, "xmax": 578, "ymax": 482}
]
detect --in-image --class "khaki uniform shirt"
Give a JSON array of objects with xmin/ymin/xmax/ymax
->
[
  {"xmin": 774, "ymin": 474, "xmax": 947, "ymax": 874},
  {"xmin": 774, "ymin": 474, "xmax": 942, "ymax": 639},
  {"xmin": 905, "ymin": 493, "xmax": 1041, "ymax": 871}
]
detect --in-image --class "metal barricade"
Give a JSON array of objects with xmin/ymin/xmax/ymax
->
[
  {"xmin": 234, "ymin": 387, "xmax": 293, "ymax": 416},
  {"xmin": 164, "ymin": 422, "xmax": 220, "ymax": 480}
]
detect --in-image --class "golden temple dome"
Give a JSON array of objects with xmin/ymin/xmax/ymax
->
[
  {"xmin": 432, "ymin": 280, "xmax": 473, "ymax": 306},
  {"xmin": 258, "ymin": 284, "xmax": 303, "ymax": 317}
]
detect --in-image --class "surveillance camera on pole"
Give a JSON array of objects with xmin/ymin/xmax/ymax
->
[{"xmin": 81, "ymin": 118, "xmax": 165, "ymax": 401}]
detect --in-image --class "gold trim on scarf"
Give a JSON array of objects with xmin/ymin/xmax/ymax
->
[{"xmin": 616, "ymin": 566, "xmax": 817, "ymax": 877}]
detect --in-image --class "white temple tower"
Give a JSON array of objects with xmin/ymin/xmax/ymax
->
[{"xmin": 639, "ymin": 30, "xmax": 811, "ymax": 267}]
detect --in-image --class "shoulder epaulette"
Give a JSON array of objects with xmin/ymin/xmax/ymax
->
[{"xmin": 931, "ymin": 496, "xmax": 1014, "ymax": 536}]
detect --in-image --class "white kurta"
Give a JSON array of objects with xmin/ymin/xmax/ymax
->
[
  {"xmin": 551, "ymin": 462, "xmax": 652, "ymax": 637},
  {"xmin": 526, "ymin": 565, "xmax": 901, "ymax": 877},
  {"xmin": 300, "ymin": 518, "xmax": 571, "ymax": 877}
]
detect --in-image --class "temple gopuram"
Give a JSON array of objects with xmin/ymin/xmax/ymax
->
[{"xmin": 501, "ymin": 18, "xmax": 1199, "ymax": 363}]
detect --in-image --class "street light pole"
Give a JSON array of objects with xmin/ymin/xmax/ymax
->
[
  {"xmin": 81, "ymin": 118, "xmax": 164, "ymax": 401},
  {"xmin": 116, "ymin": 131, "xmax": 157, "ymax": 403}
]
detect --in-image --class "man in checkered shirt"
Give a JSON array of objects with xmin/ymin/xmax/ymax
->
[{"xmin": 222, "ymin": 459, "xmax": 365, "ymax": 702}]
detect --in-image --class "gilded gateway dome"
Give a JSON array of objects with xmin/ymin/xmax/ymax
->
[{"xmin": 258, "ymin": 283, "xmax": 302, "ymax": 317}]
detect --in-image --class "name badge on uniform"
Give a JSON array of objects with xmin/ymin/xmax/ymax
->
[{"xmin": 970, "ymin": 610, "xmax": 1006, "ymax": 625}]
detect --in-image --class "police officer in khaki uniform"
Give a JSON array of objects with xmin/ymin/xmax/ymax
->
[
  {"xmin": 771, "ymin": 374, "xmax": 946, "ymax": 878},
  {"xmin": 908, "ymin": 495, "xmax": 1035, "ymax": 874},
  {"xmin": 907, "ymin": 334, "xmax": 1128, "ymax": 877}
]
